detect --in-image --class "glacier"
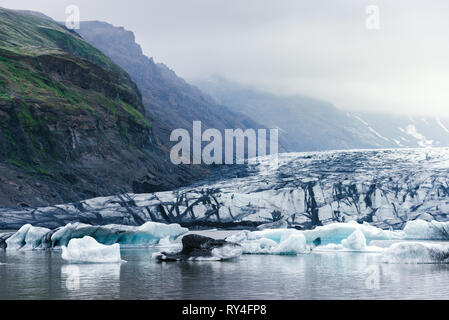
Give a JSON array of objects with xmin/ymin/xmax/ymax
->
[
  {"xmin": 61, "ymin": 236, "xmax": 124, "ymax": 263},
  {"xmin": 1, "ymin": 148, "xmax": 449, "ymax": 230}
]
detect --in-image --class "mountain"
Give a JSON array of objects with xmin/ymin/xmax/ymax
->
[
  {"xmin": 76, "ymin": 21, "xmax": 274, "ymax": 149},
  {"xmin": 196, "ymin": 77, "xmax": 449, "ymax": 151},
  {"xmin": 1, "ymin": 148, "xmax": 448, "ymax": 230},
  {"xmin": 349, "ymin": 112, "xmax": 449, "ymax": 148},
  {"xmin": 0, "ymin": 8, "xmax": 199, "ymax": 207}
]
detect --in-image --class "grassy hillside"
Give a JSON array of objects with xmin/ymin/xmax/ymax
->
[{"xmin": 0, "ymin": 8, "xmax": 196, "ymax": 207}]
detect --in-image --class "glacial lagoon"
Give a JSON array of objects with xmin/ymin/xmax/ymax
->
[{"xmin": 1, "ymin": 233, "xmax": 449, "ymax": 300}]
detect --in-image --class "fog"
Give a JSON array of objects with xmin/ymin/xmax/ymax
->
[{"xmin": 3, "ymin": 0, "xmax": 449, "ymax": 115}]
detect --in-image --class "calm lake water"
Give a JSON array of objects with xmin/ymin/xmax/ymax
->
[{"xmin": 1, "ymin": 244, "xmax": 449, "ymax": 300}]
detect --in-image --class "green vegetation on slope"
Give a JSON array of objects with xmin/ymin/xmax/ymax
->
[{"xmin": 0, "ymin": 7, "xmax": 163, "ymax": 206}]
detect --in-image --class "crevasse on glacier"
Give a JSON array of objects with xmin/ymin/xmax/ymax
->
[{"xmin": 1, "ymin": 148, "xmax": 449, "ymax": 230}]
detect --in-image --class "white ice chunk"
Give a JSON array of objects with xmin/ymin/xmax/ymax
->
[
  {"xmin": 272, "ymin": 233, "xmax": 308, "ymax": 255},
  {"xmin": 6, "ymin": 224, "xmax": 50, "ymax": 250},
  {"xmin": 403, "ymin": 220, "xmax": 449, "ymax": 240},
  {"xmin": 341, "ymin": 230, "xmax": 367, "ymax": 251},
  {"xmin": 382, "ymin": 242, "xmax": 449, "ymax": 264},
  {"xmin": 227, "ymin": 229, "xmax": 309, "ymax": 255},
  {"xmin": 61, "ymin": 236, "xmax": 124, "ymax": 263},
  {"xmin": 209, "ymin": 244, "xmax": 244, "ymax": 260},
  {"xmin": 302, "ymin": 221, "xmax": 405, "ymax": 245}
]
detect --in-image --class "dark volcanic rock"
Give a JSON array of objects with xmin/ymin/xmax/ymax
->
[{"xmin": 155, "ymin": 234, "xmax": 242, "ymax": 261}]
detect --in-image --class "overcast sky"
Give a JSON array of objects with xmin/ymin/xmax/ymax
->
[{"xmin": 3, "ymin": 0, "xmax": 449, "ymax": 116}]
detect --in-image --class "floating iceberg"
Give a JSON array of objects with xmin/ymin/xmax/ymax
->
[
  {"xmin": 51, "ymin": 222, "xmax": 188, "ymax": 247},
  {"xmin": 227, "ymin": 229, "xmax": 309, "ymax": 255},
  {"xmin": 302, "ymin": 221, "xmax": 405, "ymax": 245},
  {"xmin": 61, "ymin": 236, "xmax": 124, "ymax": 263},
  {"xmin": 403, "ymin": 220, "xmax": 449, "ymax": 240},
  {"xmin": 153, "ymin": 234, "xmax": 243, "ymax": 261},
  {"xmin": 314, "ymin": 230, "xmax": 383, "ymax": 253},
  {"xmin": 230, "ymin": 220, "xmax": 449, "ymax": 256},
  {"xmin": 341, "ymin": 230, "xmax": 367, "ymax": 250},
  {"xmin": 227, "ymin": 222, "xmax": 402, "ymax": 255},
  {"xmin": 382, "ymin": 242, "xmax": 449, "ymax": 264},
  {"xmin": 5, "ymin": 224, "xmax": 50, "ymax": 250},
  {"xmin": 3, "ymin": 221, "xmax": 188, "ymax": 250}
]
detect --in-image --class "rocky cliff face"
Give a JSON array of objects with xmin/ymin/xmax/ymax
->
[
  {"xmin": 0, "ymin": 8, "xmax": 198, "ymax": 207},
  {"xmin": 77, "ymin": 21, "xmax": 273, "ymax": 148},
  {"xmin": 2, "ymin": 148, "xmax": 448, "ymax": 230}
]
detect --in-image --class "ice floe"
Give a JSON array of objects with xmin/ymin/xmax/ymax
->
[
  {"xmin": 403, "ymin": 220, "xmax": 449, "ymax": 240},
  {"xmin": 382, "ymin": 242, "xmax": 449, "ymax": 264},
  {"xmin": 153, "ymin": 234, "xmax": 243, "ymax": 261},
  {"xmin": 227, "ymin": 229, "xmax": 309, "ymax": 255},
  {"xmin": 314, "ymin": 230, "xmax": 383, "ymax": 253},
  {"xmin": 51, "ymin": 222, "xmax": 188, "ymax": 247},
  {"xmin": 3, "ymin": 221, "xmax": 187, "ymax": 250},
  {"xmin": 5, "ymin": 224, "xmax": 51, "ymax": 250},
  {"xmin": 61, "ymin": 236, "xmax": 124, "ymax": 263},
  {"xmin": 302, "ymin": 221, "xmax": 405, "ymax": 245}
]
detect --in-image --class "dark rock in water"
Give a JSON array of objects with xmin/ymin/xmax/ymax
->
[
  {"xmin": 155, "ymin": 234, "xmax": 242, "ymax": 261},
  {"xmin": 0, "ymin": 233, "xmax": 14, "ymax": 250}
]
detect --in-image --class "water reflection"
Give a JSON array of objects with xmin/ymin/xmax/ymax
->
[
  {"xmin": 61, "ymin": 263, "xmax": 122, "ymax": 299},
  {"xmin": 1, "ymin": 249, "xmax": 449, "ymax": 299}
]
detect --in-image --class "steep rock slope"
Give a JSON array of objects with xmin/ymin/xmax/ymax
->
[
  {"xmin": 0, "ymin": 8, "xmax": 196, "ymax": 207},
  {"xmin": 197, "ymin": 77, "xmax": 449, "ymax": 152},
  {"xmin": 77, "ymin": 21, "xmax": 275, "ymax": 149}
]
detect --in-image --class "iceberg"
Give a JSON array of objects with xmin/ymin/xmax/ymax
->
[
  {"xmin": 314, "ymin": 230, "xmax": 383, "ymax": 253},
  {"xmin": 61, "ymin": 236, "xmax": 124, "ymax": 263},
  {"xmin": 341, "ymin": 230, "xmax": 367, "ymax": 250},
  {"xmin": 3, "ymin": 221, "xmax": 188, "ymax": 250},
  {"xmin": 227, "ymin": 229, "xmax": 309, "ymax": 255},
  {"xmin": 227, "ymin": 222, "xmax": 400, "ymax": 255},
  {"xmin": 52, "ymin": 222, "xmax": 188, "ymax": 247},
  {"xmin": 5, "ymin": 224, "xmax": 50, "ymax": 250},
  {"xmin": 302, "ymin": 221, "xmax": 405, "ymax": 245},
  {"xmin": 403, "ymin": 220, "xmax": 449, "ymax": 240},
  {"xmin": 382, "ymin": 242, "xmax": 449, "ymax": 264},
  {"xmin": 153, "ymin": 234, "xmax": 243, "ymax": 261}
]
